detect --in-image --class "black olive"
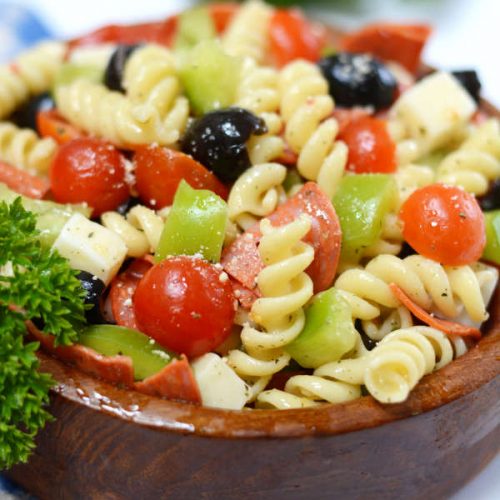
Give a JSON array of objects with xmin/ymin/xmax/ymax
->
[
  {"xmin": 478, "ymin": 178, "xmax": 500, "ymax": 211},
  {"xmin": 355, "ymin": 320, "xmax": 377, "ymax": 351},
  {"xmin": 116, "ymin": 196, "xmax": 141, "ymax": 216},
  {"xmin": 10, "ymin": 92, "xmax": 54, "ymax": 131},
  {"xmin": 104, "ymin": 44, "xmax": 141, "ymax": 93},
  {"xmin": 181, "ymin": 107, "xmax": 267, "ymax": 183},
  {"xmin": 318, "ymin": 52, "xmax": 397, "ymax": 110},
  {"xmin": 77, "ymin": 271, "xmax": 106, "ymax": 324},
  {"xmin": 451, "ymin": 70, "xmax": 482, "ymax": 103}
]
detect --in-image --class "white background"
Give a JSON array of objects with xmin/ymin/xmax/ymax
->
[{"xmin": 1, "ymin": 0, "xmax": 498, "ymax": 498}]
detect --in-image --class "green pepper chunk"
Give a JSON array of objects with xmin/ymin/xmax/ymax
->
[
  {"xmin": 53, "ymin": 63, "xmax": 103, "ymax": 92},
  {"xmin": 174, "ymin": 6, "xmax": 216, "ymax": 53},
  {"xmin": 179, "ymin": 39, "xmax": 241, "ymax": 115},
  {"xmin": 333, "ymin": 174, "xmax": 398, "ymax": 263},
  {"xmin": 483, "ymin": 210, "xmax": 500, "ymax": 264},
  {"xmin": 286, "ymin": 287, "xmax": 357, "ymax": 369},
  {"xmin": 79, "ymin": 325, "xmax": 174, "ymax": 381},
  {"xmin": 156, "ymin": 180, "xmax": 228, "ymax": 263},
  {"xmin": 0, "ymin": 183, "xmax": 91, "ymax": 247}
]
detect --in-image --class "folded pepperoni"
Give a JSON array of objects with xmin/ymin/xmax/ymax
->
[
  {"xmin": 135, "ymin": 355, "xmax": 201, "ymax": 404},
  {"xmin": 222, "ymin": 182, "xmax": 342, "ymax": 303},
  {"xmin": 340, "ymin": 23, "xmax": 432, "ymax": 75}
]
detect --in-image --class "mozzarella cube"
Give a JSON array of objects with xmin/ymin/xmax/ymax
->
[
  {"xmin": 52, "ymin": 213, "xmax": 127, "ymax": 285},
  {"xmin": 191, "ymin": 353, "xmax": 248, "ymax": 410},
  {"xmin": 393, "ymin": 72, "xmax": 476, "ymax": 150}
]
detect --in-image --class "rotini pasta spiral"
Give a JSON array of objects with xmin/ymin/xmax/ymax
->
[
  {"xmin": 122, "ymin": 45, "xmax": 189, "ymax": 139},
  {"xmin": 335, "ymin": 254, "xmax": 498, "ymax": 325},
  {"xmin": 221, "ymin": 0, "xmax": 272, "ymax": 63},
  {"xmin": 227, "ymin": 162, "xmax": 286, "ymax": 230},
  {"xmin": 227, "ymin": 215, "xmax": 314, "ymax": 382},
  {"xmin": 394, "ymin": 163, "xmax": 435, "ymax": 201},
  {"xmin": 362, "ymin": 213, "xmax": 404, "ymax": 258},
  {"xmin": 315, "ymin": 326, "xmax": 454, "ymax": 403},
  {"xmin": 55, "ymin": 80, "xmax": 181, "ymax": 147},
  {"xmin": 101, "ymin": 205, "xmax": 164, "ymax": 258},
  {"xmin": 0, "ymin": 122, "xmax": 57, "ymax": 173},
  {"xmin": 279, "ymin": 60, "xmax": 348, "ymax": 198},
  {"xmin": 0, "ymin": 41, "xmax": 66, "ymax": 119},
  {"xmin": 436, "ymin": 119, "xmax": 500, "ymax": 195},
  {"xmin": 235, "ymin": 58, "xmax": 284, "ymax": 164}
]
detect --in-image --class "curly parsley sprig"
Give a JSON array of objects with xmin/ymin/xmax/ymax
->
[{"xmin": 0, "ymin": 198, "xmax": 87, "ymax": 469}]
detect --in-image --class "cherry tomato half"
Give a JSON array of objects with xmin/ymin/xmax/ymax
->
[
  {"xmin": 134, "ymin": 145, "xmax": 229, "ymax": 209},
  {"xmin": 50, "ymin": 137, "xmax": 130, "ymax": 216},
  {"xmin": 399, "ymin": 184, "xmax": 486, "ymax": 266},
  {"xmin": 37, "ymin": 109, "xmax": 85, "ymax": 145},
  {"xmin": 338, "ymin": 116, "xmax": 396, "ymax": 174},
  {"xmin": 269, "ymin": 9, "xmax": 326, "ymax": 67},
  {"xmin": 133, "ymin": 256, "xmax": 236, "ymax": 358}
]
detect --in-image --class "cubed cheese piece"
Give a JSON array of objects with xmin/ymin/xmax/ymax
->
[
  {"xmin": 393, "ymin": 72, "xmax": 476, "ymax": 150},
  {"xmin": 191, "ymin": 353, "xmax": 248, "ymax": 410},
  {"xmin": 52, "ymin": 213, "xmax": 127, "ymax": 285}
]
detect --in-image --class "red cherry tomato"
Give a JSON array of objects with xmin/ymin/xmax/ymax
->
[
  {"xmin": 338, "ymin": 116, "xmax": 396, "ymax": 174},
  {"xmin": 399, "ymin": 184, "xmax": 486, "ymax": 266},
  {"xmin": 50, "ymin": 137, "xmax": 130, "ymax": 216},
  {"xmin": 133, "ymin": 257, "xmax": 236, "ymax": 358},
  {"xmin": 209, "ymin": 3, "xmax": 239, "ymax": 33},
  {"xmin": 134, "ymin": 145, "xmax": 228, "ymax": 209},
  {"xmin": 37, "ymin": 110, "xmax": 85, "ymax": 145},
  {"xmin": 269, "ymin": 9, "xmax": 326, "ymax": 67}
]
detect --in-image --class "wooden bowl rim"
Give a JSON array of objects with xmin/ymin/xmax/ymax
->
[{"xmin": 39, "ymin": 280, "xmax": 500, "ymax": 439}]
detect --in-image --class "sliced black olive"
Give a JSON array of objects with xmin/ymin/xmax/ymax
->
[
  {"xmin": 116, "ymin": 196, "xmax": 141, "ymax": 216},
  {"xmin": 478, "ymin": 179, "xmax": 500, "ymax": 211},
  {"xmin": 104, "ymin": 44, "xmax": 141, "ymax": 93},
  {"xmin": 77, "ymin": 271, "xmax": 106, "ymax": 324},
  {"xmin": 10, "ymin": 92, "xmax": 54, "ymax": 131},
  {"xmin": 181, "ymin": 107, "xmax": 267, "ymax": 183},
  {"xmin": 318, "ymin": 52, "xmax": 397, "ymax": 110},
  {"xmin": 355, "ymin": 321, "xmax": 377, "ymax": 351},
  {"xmin": 451, "ymin": 70, "xmax": 481, "ymax": 103}
]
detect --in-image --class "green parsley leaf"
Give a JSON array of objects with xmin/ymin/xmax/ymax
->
[{"xmin": 0, "ymin": 198, "xmax": 87, "ymax": 469}]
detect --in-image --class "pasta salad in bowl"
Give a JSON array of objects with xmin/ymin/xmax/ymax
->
[{"xmin": 2, "ymin": 1, "xmax": 499, "ymax": 498}]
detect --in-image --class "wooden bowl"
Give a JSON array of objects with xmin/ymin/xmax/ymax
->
[
  {"xmin": 4, "ymin": 285, "xmax": 499, "ymax": 499},
  {"xmin": 5, "ymin": 28, "xmax": 500, "ymax": 500}
]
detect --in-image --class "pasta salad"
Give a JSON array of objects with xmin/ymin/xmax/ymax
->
[{"xmin": 2, "ymin": 0, "xmax": 499, "ymax": 413}]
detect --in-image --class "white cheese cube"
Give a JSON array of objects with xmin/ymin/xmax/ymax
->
[
  {"xmin": 393, "ymin": 72, "xmax": 476, "ymax": 150},
  {"xmin": 52, "ymin": 213, "xmax": 127, "ymax": 285},
  {"xmin": 191, "ymin": 353, "xmax": 248, "ymax": 410}
]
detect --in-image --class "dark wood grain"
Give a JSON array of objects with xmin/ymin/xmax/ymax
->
[{"xmin": 4, "ymin": 25, "xmax": 500, "ymax": 500}]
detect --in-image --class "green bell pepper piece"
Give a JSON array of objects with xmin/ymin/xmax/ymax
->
[
  {"xmin": 333, "ymin": 174, "xmax": 398, "ymax": 263},
  {"xmin": 483, "ymin": 210, "xmax": 500, "ymax": 264},
  {"xmin": 156, "ymin": 180, "xmax": 228, "ymax": 263},
  {"xmin": 79, "ymin": 325, "xmax": 174, "ymax": 381},
  {"xmin": 0, "ymin": 183, "xmax": 91, "ymax": 247},
  {"xmin": 286, "ymin": 287, "xmax": 357, "ymax": 369},
  {"xmin": 179, "ymin": 39, "xmax": 241, "ymax": 115},
  {"xmin": 174, "ymin": 6, "xmax": 216, "ymax": 53}
]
